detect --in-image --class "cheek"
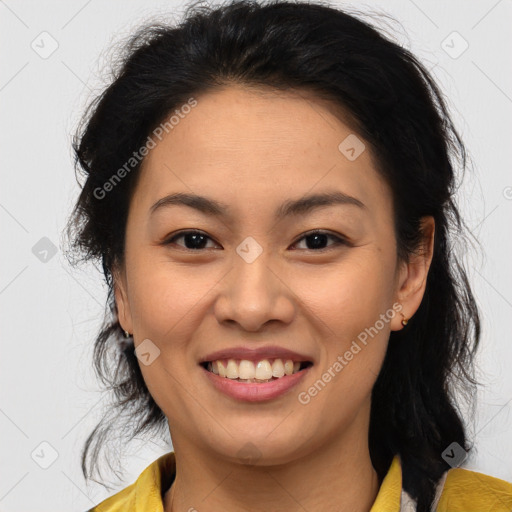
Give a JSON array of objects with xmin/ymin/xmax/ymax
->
[
  {"xmin": 296, "ymin": 249, "xmax": 394, "ymax": 386},
  {"xmin": 298, "ymin": 249, "xmax": 395, "ymax": 331},
  {"xmin": 127, "ymin": 259, "xmax": 214, "ymax": 417},
  {"xmin": 126, "ymin": 251, "xmax": 216, "ymax": 339}
]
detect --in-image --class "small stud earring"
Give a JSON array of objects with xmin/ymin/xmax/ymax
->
[
  {"xmin": 400, "ymin": 312, "xmax": 409, "ymax": 327},
  {"xmin": 124, "ymin": 330, "xmax": 131, "ymax": 338}
]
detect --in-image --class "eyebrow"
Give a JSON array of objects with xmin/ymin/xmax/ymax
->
[{"xmin": 149, "ymin": 190, "xmax": 367, "ymax": 220}]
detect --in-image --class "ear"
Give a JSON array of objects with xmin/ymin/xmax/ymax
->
[
  {"xmin": 113, "ymin": 262, "xmax": 133, "ymax": 335},
  {"xmin": 391, "ymin": 216, "xmax": 435, "ymax": 331}
]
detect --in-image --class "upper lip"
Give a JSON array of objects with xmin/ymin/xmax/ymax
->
[{"xmin": 199, "ymin": 346, "xmax": 314, "ymax": 364}]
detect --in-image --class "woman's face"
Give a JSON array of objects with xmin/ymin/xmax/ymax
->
[{"xmin": 115, "ymin": 85, "xmax": 434, "ymax": 464}]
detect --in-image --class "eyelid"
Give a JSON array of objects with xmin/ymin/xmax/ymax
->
[
  {"xmin": 162, "ymin": 229, "xmax": 220, "ymax": 250},
  {"xmin": 291, "ymin": 229, "xmax": 350, "ymax": 250},
  {"xmin": 162, "ymin": 229, "xmax": 350, "ymax": 251}
]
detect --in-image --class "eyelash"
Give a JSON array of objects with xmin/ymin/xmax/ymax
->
[{"xmin": 162, "ymin": 229, "xmax": 349, "ymax": 252}]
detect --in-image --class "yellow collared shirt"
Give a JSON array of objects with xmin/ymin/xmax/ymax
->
[{"xmin": 89, "ymin": 452, "xmax": 512, "ymax": 511}]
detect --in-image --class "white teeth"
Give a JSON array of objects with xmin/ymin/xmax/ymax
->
[
  {"xmin": 239, "ymin": 360, "xmax": 255, "ymax": 379},
  {"xmin": 226, "ymin": 359, "xmax": 239, "ymax": 379},
  {"xmin": 206, "ymin": 357, "xmax": 308, "ymax": 381},
  {"xmin": 272, "ymin": 359, "xmax": 285, "ymax": 378},
  {"xmin": 255, "ymin": 360, "xmax": 273, "ymax": 380}
]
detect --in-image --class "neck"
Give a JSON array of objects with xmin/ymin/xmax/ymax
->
[{"xmin": 164, "ymin": 407, "xmax": 380, "ymax": 512}]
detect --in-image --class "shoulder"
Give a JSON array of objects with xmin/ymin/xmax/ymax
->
[
  {"xmin": 86, "ymin": 480, "xmax": 137, "ymax": 511},
  {"xmin": 436, "ymin": 466, "xmax": 512, "ymax": 512},
  {"xmin": 88, "ymin": 451, "xmax": 176, "ymax": 511}
]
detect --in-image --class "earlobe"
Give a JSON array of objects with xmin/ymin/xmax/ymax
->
[
  {"xmin": 112, "ymin": 264, "xmax": 133, "ymax": 335},
  {"xmin": 391, "ymin": 216, "xmax": 435, "ymax": 331}
]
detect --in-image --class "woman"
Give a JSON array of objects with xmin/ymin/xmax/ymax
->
[{"xmin": 65, "ymin": 0, "xmax": 512, "ymax": 510}]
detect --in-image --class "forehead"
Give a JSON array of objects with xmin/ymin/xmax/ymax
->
[{"xmin": 133, "ymin": 85, "xmax": 392, "ymax": 224}]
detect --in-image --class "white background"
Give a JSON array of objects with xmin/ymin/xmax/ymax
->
[{"xmin": 1, "ymin": 0, "xmax": 511, "ymax": 510}]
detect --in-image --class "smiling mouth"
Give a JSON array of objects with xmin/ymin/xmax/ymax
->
[{"xmin": 200, "ymin": 358, "xmax": 313, "ymax": 383}]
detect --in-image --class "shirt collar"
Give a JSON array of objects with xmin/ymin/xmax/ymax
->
[
  {"xmin": 132, "ymin": 452, "xmax": 403, "ymax": 512},
  {"xmin": 370, "ymin": 455, "xmax": 402, "ymax": 512}
]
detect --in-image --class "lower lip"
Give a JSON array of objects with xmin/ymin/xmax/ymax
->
[{"xmin": 200, "ymin": 364, "xmax": 312, "ymax": 402}]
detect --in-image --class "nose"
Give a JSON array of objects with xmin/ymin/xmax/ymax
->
[{"xmin": 213, "ymin": 249, "xmax": 296, "ymax": 332}]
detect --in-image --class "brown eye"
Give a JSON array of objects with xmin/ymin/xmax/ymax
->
[
  {"xmin": 162, "ymin": 229, "xmax": 349, "ymax": 252},
  {"xmin": 163, "ymin": 230, "xmax": 218, "ymax": 250},
  {"xmin": 291, "ymin": 230, "xmax": 348, "ymax": 251}
]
